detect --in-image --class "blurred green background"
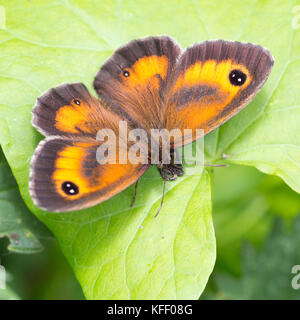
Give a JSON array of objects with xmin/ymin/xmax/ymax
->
[{"xmin": 1, "ymin": 160, "xmax": 300, "ymax": 299}]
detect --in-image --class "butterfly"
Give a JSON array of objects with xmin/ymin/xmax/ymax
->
[{"xmin": 29, "ymin": 36, "xmax": 274, "ymax": 212}]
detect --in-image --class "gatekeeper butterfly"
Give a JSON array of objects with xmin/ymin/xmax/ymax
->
[{"xmin": 29, "ymin": 36, "xmax": 274, "ymax": 212}]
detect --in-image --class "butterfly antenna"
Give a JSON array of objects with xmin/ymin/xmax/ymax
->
[
  {"xmin": 154, "ymin": 180, "xmax": 166, "ymax": 218},
  {"xmin": 130, "ymin": 179, "xmax": 139, "ymax": 208},
  {"xmin": 203, "ymin": 163, "xmax": 228, "ymax": 167}
]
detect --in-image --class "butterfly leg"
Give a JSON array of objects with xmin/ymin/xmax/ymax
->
[
  {"xmin": 130, "ymin": 178, "xmax": 139, "ymax": 208},
  {"xmin": 154, "ymin": 180, "xmax": 166, "ymax": 218}
]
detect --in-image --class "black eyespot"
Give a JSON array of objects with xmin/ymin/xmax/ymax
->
[
  {"xmin": 229, "ymin": 69, "xmax": 247, "ymax": 86},
  {"xmin": 123, "ymin": 70, "xmax": 130, "ymax": 77},
  {"xmin": 62, "ymin": 181, "xmax": 79, "ymax": 195},
  {"xmin": 73, "ymin": 99, "xmax": 81, "ymax": 105}
]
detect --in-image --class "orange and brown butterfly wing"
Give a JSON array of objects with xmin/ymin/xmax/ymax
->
[
  {"xmin": 32, "ymin": 82, "xmax": 123, "ymax": 137},
  {"xmin": 165, "ymin": 40, "xmax": 274, "ymax": 147},
  {"xmin": 30, "ymin": 83, "xmax": 149, "ymax": 212},
  {"xmin": 93, "ymin": 36, "xmax": 181, "ymax": 131},
  {"xmin": 30, "ymin": 137, "xmax": 149, "ymax": 212}
]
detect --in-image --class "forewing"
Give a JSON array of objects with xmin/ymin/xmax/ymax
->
[
  {"xmin": 93, "ymin": 36, "xmax": 182, "ymax": 130},
  {"xmin": 165, "ymin": 40, "xmax": 274, "ymax": 147}
]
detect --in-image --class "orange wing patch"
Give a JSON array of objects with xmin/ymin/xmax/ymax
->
[
  {"xmin": 121, "ymin": 55, "xmax": 168, "ymax": 89},
  {"xmin": 53, "ymin": 142, "xmax": 93, "ymax": 199},
  {"xmin": 173, "ymin": 59, "xmax": 252, "ymax": 104},
  {"xmin": 55, "ymin": 98, "xmax": 91, "ymax": 134},
  {"xmin": 166, "ymin": 59, "xmax": 254, "ymax": 147},
  {"xmin": 52, "ymin": 141, "xmax": 146, "ymax": 201}
]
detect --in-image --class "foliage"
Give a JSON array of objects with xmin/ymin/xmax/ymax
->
[
  {"xmin": 0, "ymin": 149, "xmax": 50, "ymax": 254},
  {"xmin": 206, "ymin": 217, "xmax": 300, "ymax": 300}
]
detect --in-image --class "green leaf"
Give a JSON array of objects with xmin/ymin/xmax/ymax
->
[
  {"xmin": 214, "ymin": 217, "xmax": 300, "ymax": 300},
  {"xmin": 0, "ymin": 0, "xmax": 299, "ymax": 299},
  {"xmin": 0, "ymin": 149, "xmax": 50, "ymax": 254},
  {"xmin": 38, "ymin": 165, "xmax": 214, "ymax": 299}
]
